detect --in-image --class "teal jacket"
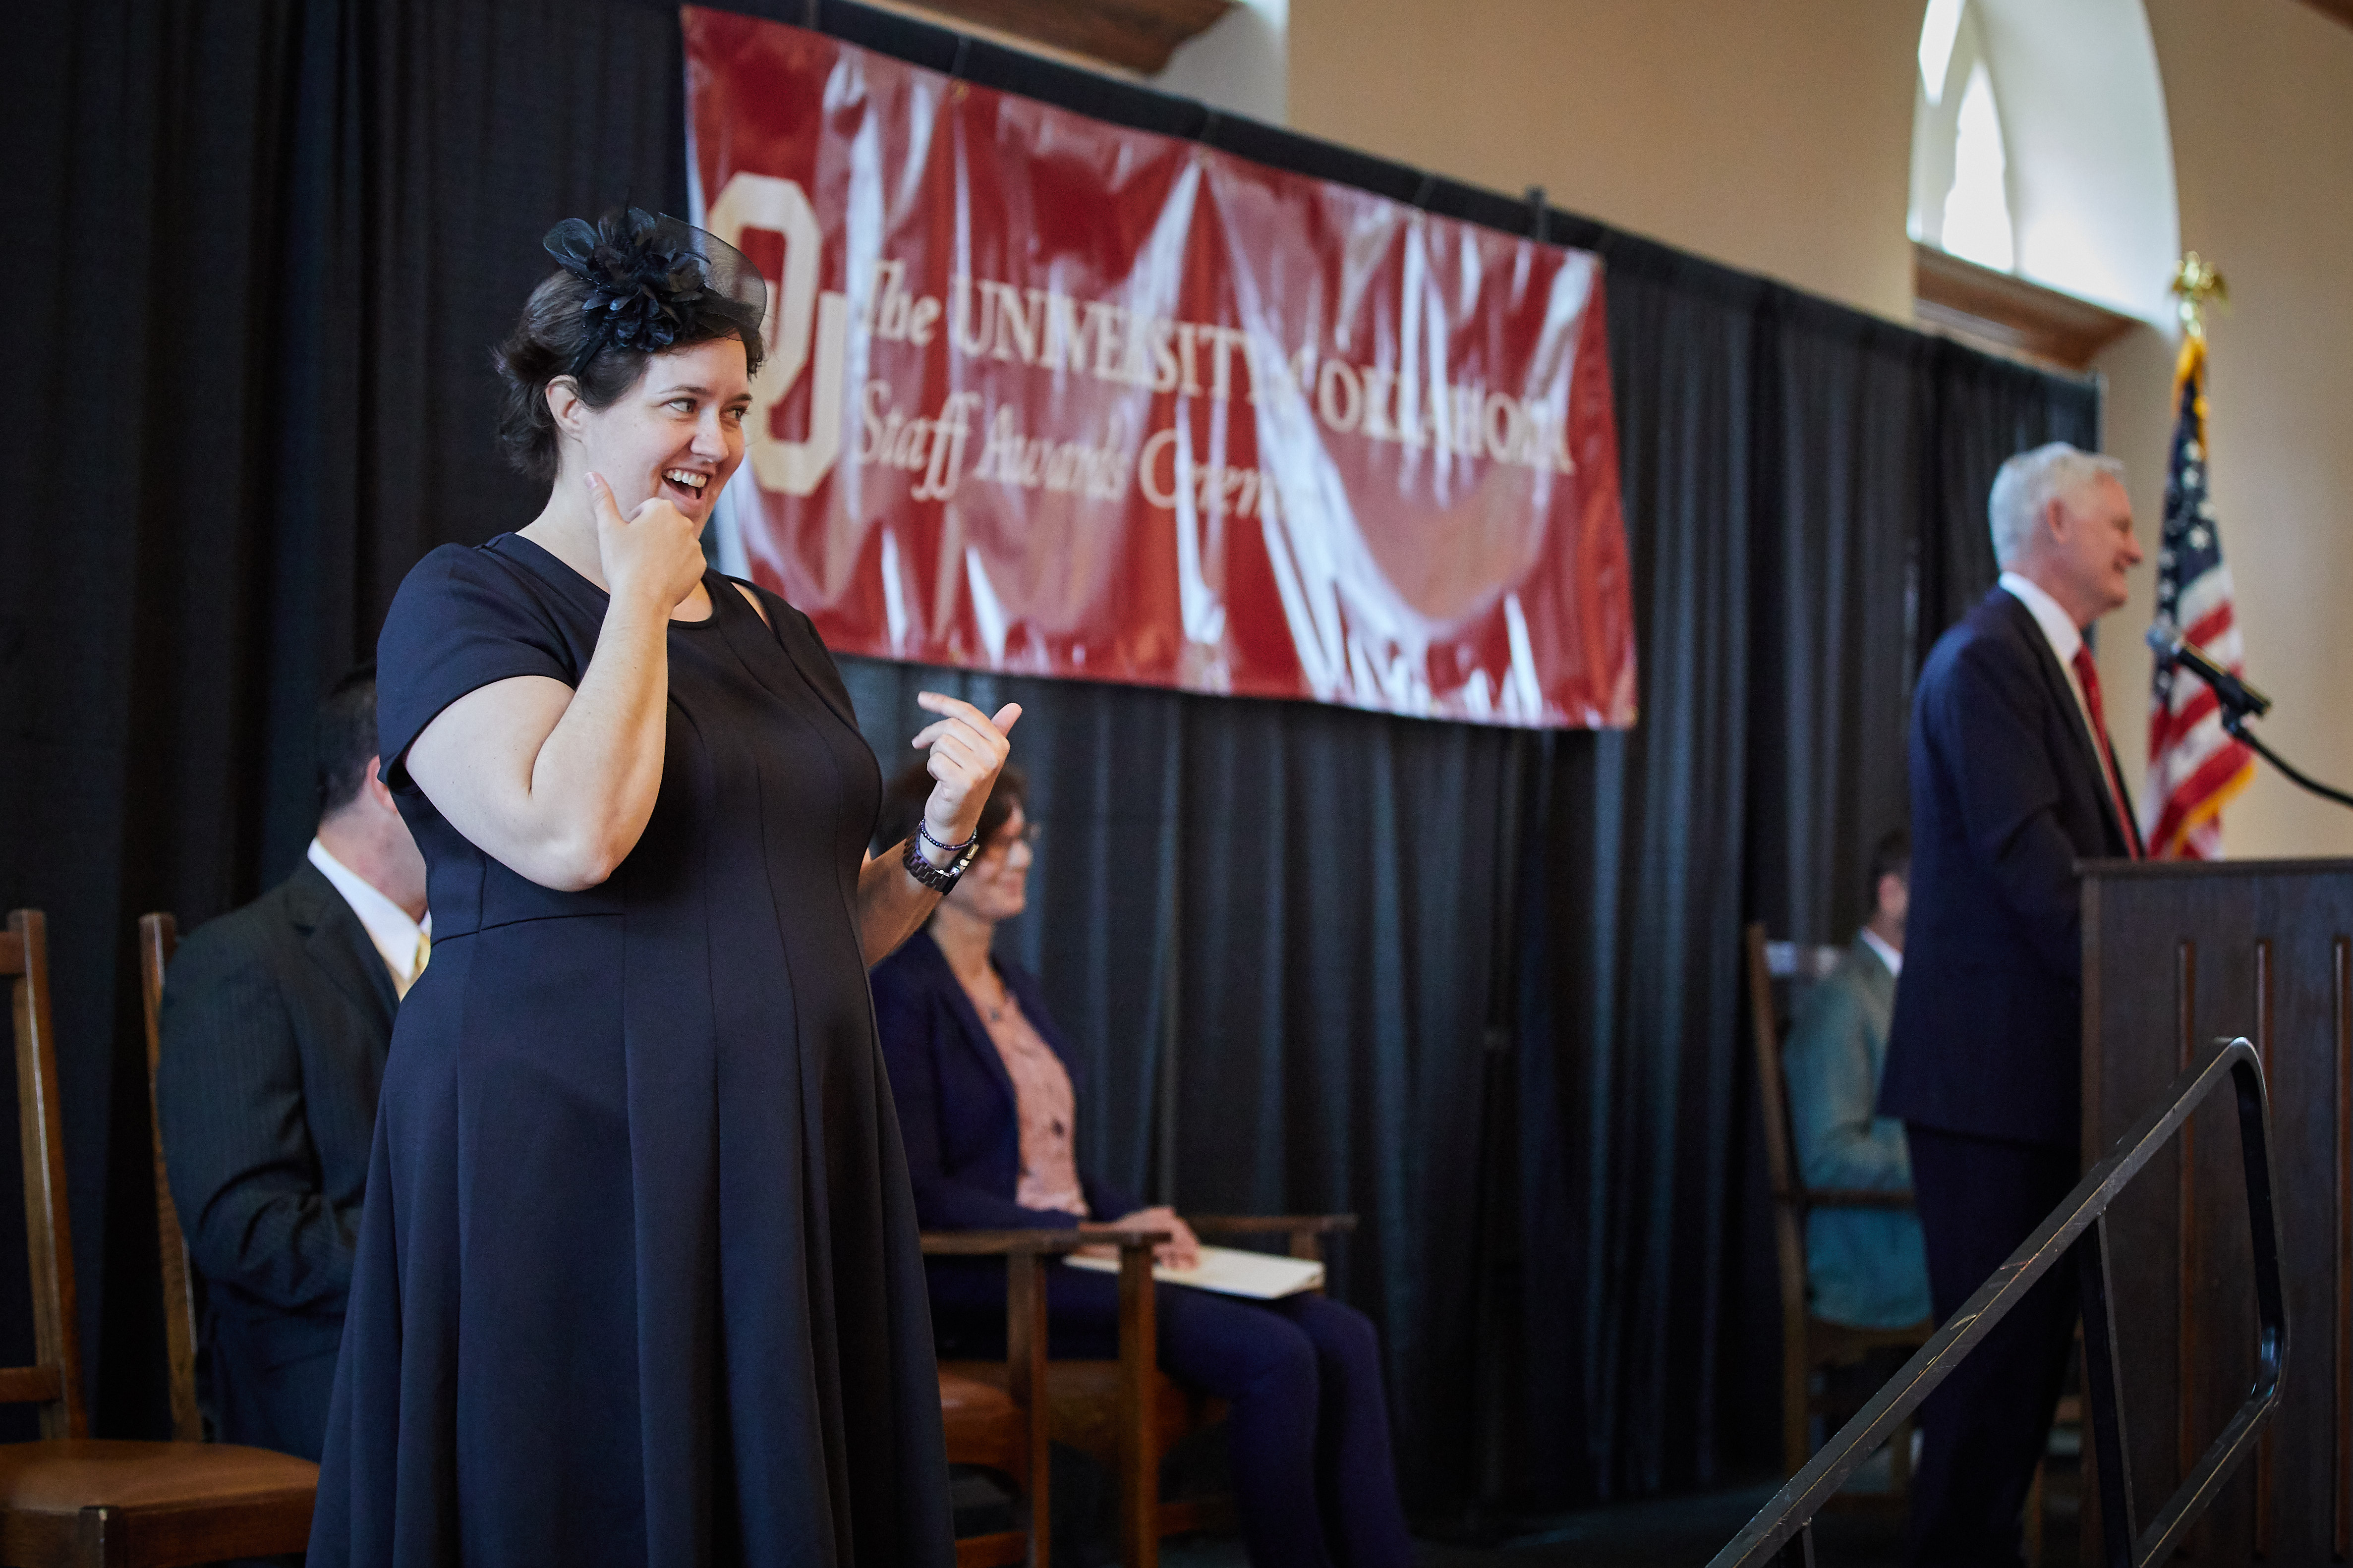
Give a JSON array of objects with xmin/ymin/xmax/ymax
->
[{"xmin": 1782, "ymin": 934, "xmax": 1931, "ymax": 1329}]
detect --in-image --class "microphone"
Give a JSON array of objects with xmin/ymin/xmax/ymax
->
[{"xmin": 2145, "ymin": 621, "xmax": 2273, "ymax": 719}]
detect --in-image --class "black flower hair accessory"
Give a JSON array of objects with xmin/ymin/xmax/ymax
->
[{"xmin": 543, "ymin": 207, "xmax": 768, "ymax": 379}]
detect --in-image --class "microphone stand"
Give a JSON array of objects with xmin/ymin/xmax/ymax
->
[
  {"xmin": 2218, "ymin": 708, "xmax": 2353, "ymax": 812},
  {"xmin": 2151, "ymin": 619, "xmax": 2353, "ymax": 811}
]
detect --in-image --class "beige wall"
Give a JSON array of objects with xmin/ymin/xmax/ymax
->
[
  {"xmin": 1289, "ymin": 0, "xmax": 1921, "ymax": 321},
  {"xmin": 2096, "ymin": 1, "xmax": 2353, "ymax": 858},
  {"xmin": 1291, "ymin": 0, "xmax": 2353, "ymax": 856}
]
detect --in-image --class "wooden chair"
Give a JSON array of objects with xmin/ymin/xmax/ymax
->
[
  {"xmin": 922, "ymin": 1230, "xmax": 1083, "ymax": 1568},
  {"xmin": 132, "ymin": 918, "xmax": 200, "ymax": 1446},
  {"xmin": 1744, "ymin": 922, "xmax": 1932, "ymax": 1510},
  {"xmin": 939, "ymin": 1214, "xmax": 1355, "ymax": 1568},
  {"xmin": 0, "ymin": 909, "xmax": 316, "ymax": 1566}
]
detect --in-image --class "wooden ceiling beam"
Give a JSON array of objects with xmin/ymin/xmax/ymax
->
[
  {"xmin": 904, "ymin": 0, "xmax": 1236, "ymax": 75},
  {"xmin": 2296, "ymin": 0, "xmax": 2353, "ymax": 33},
  {"xmin": 1913, "ymin": 243, "xmax": 2141, "ymax": 372}
]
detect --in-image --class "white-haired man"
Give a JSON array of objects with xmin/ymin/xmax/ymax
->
[{"xmin": 1879, "ymin": 443, "xmax": 2143, "ymax": 1565}]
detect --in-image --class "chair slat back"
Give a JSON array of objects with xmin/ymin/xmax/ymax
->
[
  {"xmin": 1746, "ymin": 920, "xmax": 1820, "ymax": 1353},
  {"xmin": 1745, "ymin": 923, "xmax": 1805, "ymax": 1208},
  {"xmin": 139, "ymin": 912, "xmax": 203, "ymax": 1442},
  {"xmin": 3, "ymin": 910, "xmax": 85, "ymax": 1438}
]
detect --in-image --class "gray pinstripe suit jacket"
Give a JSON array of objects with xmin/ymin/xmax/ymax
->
[{"xmin": 155, "ymin": 859, "xmax": 394, "ymax": 1456}]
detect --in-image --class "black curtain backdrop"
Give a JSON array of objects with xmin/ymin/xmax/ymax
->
[{"xmin": 0, "ymin": 0, "xmax": 2096, "ymax": 1514}]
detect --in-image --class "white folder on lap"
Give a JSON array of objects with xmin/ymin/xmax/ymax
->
[{"xmin": 1064, "ymin": 1243, "xmax": 1325, "ymax": 1300}]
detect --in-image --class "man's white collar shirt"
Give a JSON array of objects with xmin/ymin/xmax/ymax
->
[
  {"xmin": 308, "ymin": 839, "xmax": 430, "ymax": 997},
  {"xmin": 1997, "ymin": 571, "xmax": 2084, "ymax": 664},
  {"xmin": 1997, "ymin": 570, "xmax": 2102, "ymax": 755},
  {"xmin": 1858, "ymin": 926, "xmax": 1903, "ymax": 980}
]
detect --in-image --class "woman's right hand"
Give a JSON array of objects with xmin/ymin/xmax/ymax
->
[
  {"xmin": 587, "ymin": 472, "xmax": 705, "ymax": 612},
  {"xmin": 409, "ymin": 478, "xmax": 696, "ymax": 894}
]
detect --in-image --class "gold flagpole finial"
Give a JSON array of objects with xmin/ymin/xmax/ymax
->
[{"xmin": 2171, "ymin": 251, "xmax": 2229, "ymax": 340}]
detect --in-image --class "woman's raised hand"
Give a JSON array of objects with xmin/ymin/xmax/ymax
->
[
  {"xmin": 910, "ymin": 692, "xmax": 1022, "ymax": 846},
  {"xmin": 586, "ymin": 472, "xmax": 705, "ymax": 612}
]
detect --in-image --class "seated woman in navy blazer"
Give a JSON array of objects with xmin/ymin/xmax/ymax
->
[{"xmin": 868, "ymin": 762, "xmax": 1413, "ymax": 1568}]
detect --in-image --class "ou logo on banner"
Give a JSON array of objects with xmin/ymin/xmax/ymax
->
[{"xmin": 705, "ymin": 174, "xmax": 849, "ymax": 497}]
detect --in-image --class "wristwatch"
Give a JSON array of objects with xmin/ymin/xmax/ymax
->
[{"xmin": 903, "ymin": 822, "xmax": 980, "ymax": 894}]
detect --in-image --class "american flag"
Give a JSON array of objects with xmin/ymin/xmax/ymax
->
[{"xmin": 2144, "ymin": 337, "xmax": 2255, "ymax": 859}]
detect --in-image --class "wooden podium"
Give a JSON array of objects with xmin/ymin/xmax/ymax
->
[{"xmin": 2081, "ymin": 858, "xmax": 2353, "ymax": 1562}]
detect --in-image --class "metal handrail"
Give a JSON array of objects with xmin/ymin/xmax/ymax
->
[{"xmin": 1712, "ymin": 1037, "xmax": 2287, "ymax": 1568}]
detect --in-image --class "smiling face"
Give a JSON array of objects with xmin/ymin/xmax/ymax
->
[
  {"xmin": 2038, "ymin": 472, "xmax": 2142, "ymax": 625},
  {"xmin": 555, "ymin": 335, "xmax": 753, "ymax": 527}
]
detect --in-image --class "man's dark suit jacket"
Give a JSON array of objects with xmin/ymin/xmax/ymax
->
[
  {"xmin": 869, "ymin": 929, "xmax": 1143, "ymax": 1233},
  {"xmin": 156, "ymin": 858, "xmax": 395, "ymax": 1461},
  {"xmin": 1880, "ymin": 586, "xmax": 2139, "ymax": 1150}
]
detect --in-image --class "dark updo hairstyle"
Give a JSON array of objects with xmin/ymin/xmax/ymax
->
[
  {"xmin": 875, "ymin": 758, "xmax": 1028, "ymax": 861},
  {"xmin": 494, "ymin": 208, "xmax": 769, "ymax": 484}
]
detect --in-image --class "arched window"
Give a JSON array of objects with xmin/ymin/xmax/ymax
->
[
  {"xmin": 1942, "ymin": 60, "xmax": 2016, "ymax": 271},
  {"xmin": 1911, "ymin": 0, "xmax": 2014, "ymax": 271},
  {"xmin": 1908, "ymin": 0, "xmax": 2179, "ymax": 325}
]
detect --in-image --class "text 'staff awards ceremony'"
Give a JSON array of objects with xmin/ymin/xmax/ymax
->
[{"xmin": 8, "ymin": 1, "xmax": 2353, "ymax": 1565}]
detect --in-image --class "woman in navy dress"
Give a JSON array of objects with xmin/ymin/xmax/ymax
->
[
  {"xmin": 867, "ymin": 766, "xmax": 1415, "ymax": 1568},
  {"xmin": 309, "ymin": 209, "xmax": 1017, "ymax": 1567}
]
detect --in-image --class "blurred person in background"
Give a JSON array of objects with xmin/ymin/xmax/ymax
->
[
  {"xmin": 1782, "ymin": 830, "xmax": 1931, "ymax": 1333},
  {"xmin": 869, "ymin": 760, "xmax": 1414, "ymax": 1568}
]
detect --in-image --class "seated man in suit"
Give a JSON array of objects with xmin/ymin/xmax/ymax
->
[
  {"xmin": 157, "ymin": 667, "xmax": 426, "ymax": 1460},
  {"xmin": 1782, "ymin": 830, "xmax": 1930, "ymax": 1331}
]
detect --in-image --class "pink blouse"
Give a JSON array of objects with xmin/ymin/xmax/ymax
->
[{"xmin": 965, "ymin": 975, "xmax": 1089, "ymax": 1218}]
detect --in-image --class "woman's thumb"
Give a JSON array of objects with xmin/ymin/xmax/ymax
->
[{"xmin": 584, "ymin": 472, "xmax": 625, "ymax": 527}]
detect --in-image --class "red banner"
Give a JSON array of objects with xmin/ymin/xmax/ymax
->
[{"xmin": 683, "ymin": 7, "xmax": 1637, "ymax": 728}]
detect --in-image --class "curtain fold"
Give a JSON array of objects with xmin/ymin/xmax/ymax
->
[
  {"xmin": 0, "ymin": 0, "xmax": 692, "ymax": 1438},
  {"xmin": 1505, "ymin": 257, "xmax": 1765, "ymax": 1503},
  {"xmin": 0, "ymin": 0, "xmax": 2100, "ymax": 1509}
]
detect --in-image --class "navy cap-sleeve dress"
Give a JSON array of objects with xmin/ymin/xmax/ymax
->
[{"xmin": 309, "ymin": 533, "xmax": 952, "ymax": 1567}]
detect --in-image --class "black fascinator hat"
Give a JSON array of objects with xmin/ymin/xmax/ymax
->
[
  {"xmin": 541, "ymin": 207, "xmax": 768, "ymax": 379},
  {"xmin": 494, "ymin": 208, "xmax": 772, "ymax": 482}
]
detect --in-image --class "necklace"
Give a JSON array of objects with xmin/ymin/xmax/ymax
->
[{"xmin": 965, "ymin": 966, "xmax": 1010, "ymax": 1025}]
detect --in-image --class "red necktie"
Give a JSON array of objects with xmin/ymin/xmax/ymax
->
[{"xmin": 2070, "ymin": 646, "xmax": 2141, "ymax": 859}]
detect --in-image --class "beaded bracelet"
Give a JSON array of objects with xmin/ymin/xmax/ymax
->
[{"xmin": 918, "ymin": 818, "xmax": 979, "ymax": 859}]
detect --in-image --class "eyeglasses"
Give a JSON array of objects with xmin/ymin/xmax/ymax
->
[{"xmin": 978, "ymin": 822, "xmax": 1042, "ymax": 860}]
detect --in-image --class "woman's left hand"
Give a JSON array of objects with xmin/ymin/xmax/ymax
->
[{"xmin": 909, "ymin": 691, "xmax": 1021, "ymax": 850}]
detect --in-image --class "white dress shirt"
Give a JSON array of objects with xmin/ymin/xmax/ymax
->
[
  {"xmin": 1997, "ymin": 570, "xmax": 2106, "ymax": 763},
  {"xmin": 1858, "ymin": 925, "xmax": 1902, "ymax": 980},
  {"xmin": 308, "ymin": 839, "xmax": 430, "ymax": 997}
]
